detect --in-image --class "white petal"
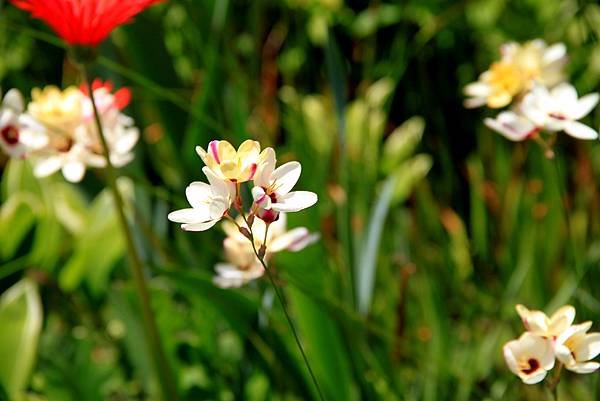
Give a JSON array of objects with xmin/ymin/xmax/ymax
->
[
  {"xmin": 113, "ymin": 128, "xmax": 139, "ymax": 154},
  {"xmin": 185, "ymin": 181, "xmax": 213, "ymax": 209},
  {"xmin": 254, "ymin": 147, "xmax": 276, "ymax": 187},
  {"xmin": 272, "ymin": 161, "xmax": 301, "ymax": 195},
  {"xmin": 182, "ymin": 219, "xmax": 219, "ymax": 232},
  {"xmin": 521, "ymin": 369, "xmax": 548, "ymax": 384},
  {"xmin": 272, "ymin": 191, "xmax": 318, "ymax": 212},
  {"xmin": 563, "ymin": 121, "xmax": 598, "ymax": 140},
  {"xmin": 269, "ymin": 227, "xmax": 319, "ymax": 252},
  {"xmin": 555, "ymin": 344, "xmax": 576, "ymax": 366},
  {"xmin": 464, "ymin": 82, "xmax": 490, "ymax": 97},
  {"xmin": 551, "ymin": 83, "xmax": 578, "ymax": 106},
  {"xmin": 568, "ymin": 362, "xmax": 599, "ymax": 374},
  {"xmin": 3, "ymin": 89, "xmax": 24, "ymax": 111},
  {"xmin": 167, "ymin": 208, "xmax": 209, "ymax": 224},
  {"xmin": 33, "ymin": 156, "xmax": 63, "ymax": 177},
  {"xmin": 569, "ymin": 93, "xmax": 598, "ymax": 120},
  {"xmin": 202, "ymin": 166, "xmax": 235, "ymax": 198},
  {"xmin": 575, "ymin": 332, "xmax": 600, "ymax": 361},
  {"xmin": 62, "ymin": 161, "xmax": 86, "ymax": 182},
  {"xmin": 543, "ymin": 43, "xmax": 566, "ymax": 65}
]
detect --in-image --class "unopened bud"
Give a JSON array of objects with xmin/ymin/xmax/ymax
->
[
  {"xmin": 246, "ymin": 214, "xmax": 255, "ymax": 227},
  {"xmin": 239, "ymin": 226, "xmax": 252, "ymax": 240},
  {"xmin": 258, "ymin": 244, "xmax": 267, "ymax": 259}
]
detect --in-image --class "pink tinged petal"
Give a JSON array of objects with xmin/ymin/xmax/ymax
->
[
  {"xmin": 270, "ymin": 227, "xmax": 319, "ymax": 252},
  {"xmin": 209, "ymin": 140, "xmax": 221, "ymax": 163},
  {"xmin": 543, "ymin": 43, "xmax": 566, "ymax": 65},
  {"xmin": 484, "ymin": 112, "xmax": 537, "ymax": 141},
  {"xmin": 181, "ymin": 219, "xmax": 219, "ymax": 232},
  {"xmin": 33, "ymin": 156, "xmax": 63, "ymax": 177},
  {"xmin": 272, "ymin": 191, "xmax": 318, "ymax": 212},
  {"xmin": 272, "ymin": 161, "xmax": 301, "ymax": 195},
  {"xmin": 563, "ymin": 121, "xmax": 598, "ymax": 140},
  {"xmin": 569, "ymin": 93, "xmax": 599, "ymax": 120},
  {"xmin": 167, "ymin": 208, "xmax": 210, "ymax": 224},
  {"xmin": 62, "ymin": 161, "xmax": 86, "ymax": 182},
  {"xmin": 575, "ymin": 332, "xmax": 600, "ymax": 361},
  {"xmin": 252, "ymin": 186, "xmax": 272, "ymax": 209},
  {"xmin": 185, "ymin": 181, "xmax": 214, "ymax": 209},
  {"xmin": 570, "ymin": 362, "xmax": 600, "ymax": 374}
]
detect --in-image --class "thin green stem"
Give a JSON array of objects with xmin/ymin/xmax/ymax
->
[
  {"xmin": 243, "ymin": 219, "xmax": 326, "ymax": 401},
  {"xmin": 81, "ymin": 66, "xmax": 179, "ymax": 401},
  {"xmin": 546, "ymin": 362, "xmax": 563, "ymax": 401}
]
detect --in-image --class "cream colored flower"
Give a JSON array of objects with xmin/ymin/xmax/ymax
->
[
  {"xmin": 554, "ymin": 321, "xmax": 600, "ymax": 374},
  {"xmin": 503, "ymin": 332, "xmax": 555, "ymax": 384},
  {"xmin": 196, "ymin": 139, "xmax": 263, "ymax": 183},
  {"xmin": 25, "ymin": 84, "xmax": 139, "ymax": 182},
  {"xmin": 213, "ymin": 213, "xmax": 319, "ymax": 288},
  {"xmin": 251, "ymin": 147, "xmax": 318, "ymax": 223},
  {"xmin": 516, "ymin": 304, "xmax": 575, "ymax": 339},
  {"xmin": 464, "ymin": 40, "xmax": 566, "ymax": 109}
]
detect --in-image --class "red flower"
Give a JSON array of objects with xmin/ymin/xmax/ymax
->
[
  {"xmin": 12, "ymin": 0, "xmax": 163, "ymax": 46},
  {"xmin": 80, "ymin": 79, "xmax": 132, "ymax": 110}
]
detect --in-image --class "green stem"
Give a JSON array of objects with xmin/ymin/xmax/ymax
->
[
  {"xmin": 547, "ymin": 362, "xmax": 563, "ymax": 401},
  {"xmin": 245, "ymin": 223, "xmax": 326, "ymax": 401},
  {"xmin": 82, "ymin": 66, "xmax": 179, "ymax": 401}
]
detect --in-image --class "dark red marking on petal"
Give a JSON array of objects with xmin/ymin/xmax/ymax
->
[
  {"xmin": 248, "ymin": 163, "xmax": 257, "ymax": 179},
  {"xmin": 522, "ymin": 358, "xmax": 540, "ymax": 375},
  {"xmin": 1, "ymin": 125, "xmax": 20, "ymax": 145}
]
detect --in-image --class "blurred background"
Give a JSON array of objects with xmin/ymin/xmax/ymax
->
[{"xmin": 0, "ymin": 0, "xmax": 599, "ymax": 400}]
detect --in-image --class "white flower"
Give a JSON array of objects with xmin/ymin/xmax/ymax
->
[
  {"xmin": 554, "ymin": 321, "xmax": 600, "ymax": 374},
  {"xmin": 0, "ymin": 89, "xmax": 47, "ymax": 158},
  {"xmin": 213, "ymin": 213, "xmax": 319, "ymax": 288},
  {"xmin": 484, "ymin": 111, "xmax": 539, "ymax": 141},
  {"xmin": 503, "ymin": 332, "xmax": 555, "ymax": 384},
  {"xmin": 251, "ymin": 148, "xmax": 318, "ymax": 222},
  {"xmin": 521, "ymin": 83, "xmax": 599, "ymax": 139},
  {"xmin": 464, "ymin": 40, "xmax": 567, "ymax": 109},
  {"xmin": 516, "ymin": 304, "xmax": 575, "ymax": 339},
  {"xmin": 167, "ymin": 167, "xmax": 235, "ymax": 231}
]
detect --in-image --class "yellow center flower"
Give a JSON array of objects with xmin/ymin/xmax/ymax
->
[
  {"xmin": 484, "ymin": 62, "xmax": 524, "ymax": 108},
  {"xmin": 196, "ymin": 139, "xmax": 262, "ymax": 183},
  {"xmin": 28, "ymin": 86, "xmax": 83, "ymax": 130}
]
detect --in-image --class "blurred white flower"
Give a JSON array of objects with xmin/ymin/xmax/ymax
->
[
  {"xmin": 554, "ymin": 321, "xmax": 600, "ymax": 374},
  {"xmin": 11, "ymin": 82, "xmax": 140, "ymax": 182},
  {"xmin": 516, "ymin": 304, "xmax": 575, "ymax": 339},
  {"xmin": 503, "ymin": 332, "xmax": 555, "ymax": 384},
  {"xmin": 484, "ymin": 111, "xmax": 539, "ymax": 141},
  {"xmin": 0, "ymin": 89, "xmax": 47, "ymax": 158},
  {"xmin": 196, "ymin": 139, "xmax": 263, "ymax": 183},
  {"xmin": 464, "ymin": 40, "xmax": 566, "ymax": 109},
  {"xmin": 251, "ymin": 147, "xmax": 318, "ymax": 223},
  {"xmin": 521, "ymin": 83, "xmax": 598, "ymax": 139},
  {"xmin": 213, "ymin": 213, "xmax": 319, "ymax": 288},
  {"xmin": 168, "ymin": 167, "xmax": 235, "ymax": 231}
]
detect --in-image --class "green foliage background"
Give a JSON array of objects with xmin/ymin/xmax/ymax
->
[{"xmin": 1, "ymin": 0, "xmax": 599, "ymax": 400}]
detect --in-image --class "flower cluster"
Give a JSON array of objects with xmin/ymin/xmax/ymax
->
[
  {"xmin": 504, "ymin": 304, "xmax": 600, "ymax": 384},
  {"xmin": 0, "ymin": 80, "xmax": 139, "ymax": 182},
  {"xmin": 168, "ymin": 140, "xmax": 319, "ymax": 287},
  {"xmin": 465, "ymin": 40, "xmax": 598, "ymax": 143}
]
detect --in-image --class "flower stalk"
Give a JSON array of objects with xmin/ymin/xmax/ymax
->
[
  {"xmin": 244, "ymin": 221, "xmax": 326, "ymax": 401},
  {"xmin": 82, "ymin": 65, "xmax": 179, "ymax": 401},
  {"xmin": 546, "ymin": 362, "xmax": 562, "ymax": 401}
]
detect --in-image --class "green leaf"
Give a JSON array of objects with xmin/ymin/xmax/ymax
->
[{"xmin": 0, "ymin": 279, "xmax": 43, "ymax": 401}]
